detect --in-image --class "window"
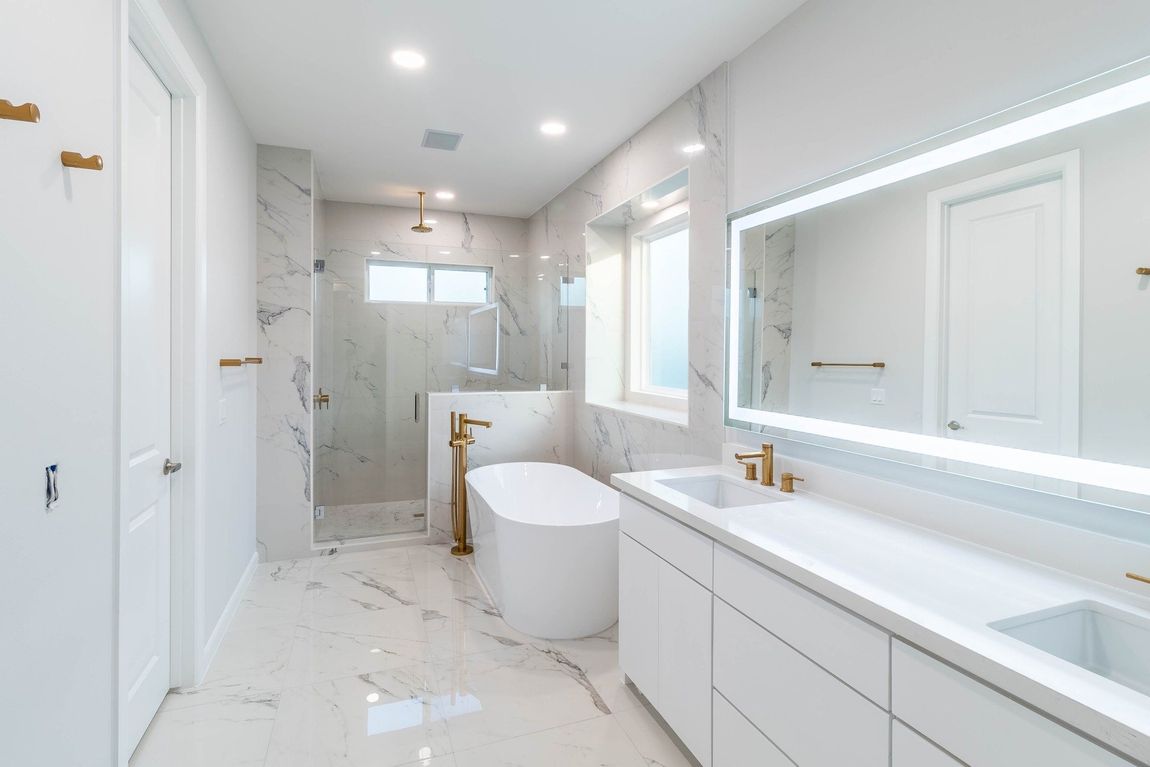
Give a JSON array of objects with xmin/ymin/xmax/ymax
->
[
  {"xmin": 366, "ymin": 260, "xmax": 491, "ymax": 304},
  {"xmin": 629, "ymin": 219, "xmax": 689, "ymax": 405}
]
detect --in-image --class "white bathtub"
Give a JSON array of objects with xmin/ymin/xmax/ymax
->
[{"xmin": 465, "ymin": 462, "xmax": 619, "ymax": 639}]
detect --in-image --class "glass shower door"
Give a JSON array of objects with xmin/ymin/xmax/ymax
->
[{"xmin": 313, "ymin": 241, "xmax": 429, "ymax": 544}]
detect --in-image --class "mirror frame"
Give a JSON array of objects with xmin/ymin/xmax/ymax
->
[{"xmin": 726, "ymin": 56, "xmax": 1150, "ymax": 497}]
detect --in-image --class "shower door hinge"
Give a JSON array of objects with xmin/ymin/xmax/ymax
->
[
  {"xmin": 747, "ymin": 287, "xmax": 758, "ymax": 299},
  {"xmin": 560, "ymin": 362, "xmax": 569, "ymax": 370},
  {"xmin": 561, "ymin": 276, "xmax": 575, "ymax": 284},
  {"xmin": 314, "ymin": 259, "xmax": 325, "ymax": 273},
  {"xmin": 313, "ymin": 505, "xmax": 325, "ymax": 520}
]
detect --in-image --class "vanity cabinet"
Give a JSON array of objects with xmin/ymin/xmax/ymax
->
[
  {"xmin": 892, "ymin": 640, "xmax": 1138, "ymax": 767},
  {"xmin": 619, "ymin": 497, "xmax": 713, "ymax": 765},
  {"xmin": 891, "ymin": 721, "xmax": 962, "ymax": 767}
]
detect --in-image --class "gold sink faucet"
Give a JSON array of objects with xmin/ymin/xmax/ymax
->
[{"xmin": 735, "ymin": 443, "xmax": 774, "ymax": 486}]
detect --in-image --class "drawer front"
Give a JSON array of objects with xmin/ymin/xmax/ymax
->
[
  {"xmin": 619, "ymin": 495, "xmax": 712, "ymax": 587},
  {"xmin": 892, "ymin": 641, "xmax": 1136, "ymax": 767},
  {"xmin": 714, "ymin": 544, "xmax": 890, "ymax": 708},
  {"xmin": 892, "ymin": 721, "xmax": 961, "ymax": 767},
  {"xmin": 657, "ymin": 561, "xmax": 712, "ymax": 766},
  {"xmin": 713, "ymin": 599, "xmax": 890, "ymax": 767},
  {"xmin": 713, "ymin": 691, "xmax": 792, "ymax": 767}
]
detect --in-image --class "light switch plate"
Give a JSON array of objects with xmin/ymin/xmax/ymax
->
[{"xmin": 870, "ymin": 388, "xmax": 886, "ymax": 405}]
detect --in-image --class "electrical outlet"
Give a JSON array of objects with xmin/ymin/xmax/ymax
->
[
  {"xmin": 870, "ymin": 388, "xmax": 886, "ymax": 405},
  {"xmin": 218, "ymin": 397, "xmax": 228, "ymax": 425}
]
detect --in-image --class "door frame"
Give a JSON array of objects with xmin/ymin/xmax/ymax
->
[
  {"xmin": 116, "ymin": 0, "xmax": 207, "ymax": 760},
  {"xmin": 921, "ymin": 150, "xmax": 1082, "ymax": 456}
]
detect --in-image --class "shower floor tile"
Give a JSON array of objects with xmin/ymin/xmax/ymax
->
[
  {"xmin": 314, "ymin": 499, "xmax": 427, "ymax": 544},
  {"xmin": 131, "ymin": 543, "xmax": 691, "ymax": 767}
]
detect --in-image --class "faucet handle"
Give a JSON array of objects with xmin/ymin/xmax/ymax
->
[
  {"xmin": 736, "ymin": 459, "xmax": 758, "ymax": 482},
  {"xmin": 780, "ymin": 472, "xmax": 805, "ymax": 493}
]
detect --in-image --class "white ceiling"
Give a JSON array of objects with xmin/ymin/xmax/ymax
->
[{"xmin": 185, "ymin": 0, "xmax": 804, "ymax": 217}]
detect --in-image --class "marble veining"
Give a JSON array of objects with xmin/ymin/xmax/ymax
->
[{"xmin": 130, "ymin": 543, "xmax": 693, "ymax": 767}]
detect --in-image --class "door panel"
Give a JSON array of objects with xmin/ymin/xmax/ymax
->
[
  {"xmin": 119, "ymin": 44, "xmax": 173, "ymax": 757},
  {"xmin": 945, "ymin": 178, "xmax": 1066, "ymax": 452}
]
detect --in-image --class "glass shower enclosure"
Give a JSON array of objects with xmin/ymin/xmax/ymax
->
[{"xmin": 312, "ymin": 240, "xmax": 568, "ymax": 545}]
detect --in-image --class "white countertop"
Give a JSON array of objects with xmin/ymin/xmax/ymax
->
[{"xmin": 611, "ymin": 464, "xmax": 1150, "ymax": 765}]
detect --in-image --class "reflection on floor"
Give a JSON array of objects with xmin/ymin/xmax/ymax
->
[
  {"xmin": 130, "ymin": 543, "xmax": 693, "ymax": 767},
  {"xmin": 314, "ymin": 500, "xmax": 427, "ymax": 544}
]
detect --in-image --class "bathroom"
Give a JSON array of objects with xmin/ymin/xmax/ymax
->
[{"xmin": 5, "ymin": 1, "xmax": 1150, "ymax": 766}]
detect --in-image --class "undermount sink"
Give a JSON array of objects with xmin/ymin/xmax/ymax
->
[
  {"xmin": 656, "ymin": 474, "xmax": 788, "ymax": 509},
  {"xmin": 990, "ymin": 601, "xmax": 1150, "ymax": 697}
]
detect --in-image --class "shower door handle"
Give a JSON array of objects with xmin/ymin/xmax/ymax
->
[{"xmin": 414, "ymin": 393, "xmax": 420, "ymax": 423}]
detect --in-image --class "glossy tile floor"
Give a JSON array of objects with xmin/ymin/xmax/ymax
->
[{"xmin": 130, "ymin": 544, "xmax": 693, "ymax": 767}]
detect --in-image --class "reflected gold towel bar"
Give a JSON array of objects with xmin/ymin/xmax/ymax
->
[
  {"xmin": 1138, "ymin": 268, "xmax": 1150, "ymax": 276},
  {"xmin": 219, "ymin": 357, "xmax": 263, "ymax": 367},
  {"xmin": 0, "ymin": 99, "xmax": 40, "ymax": 123},
  {"xmin": 61, "ymin": 151, "xmax": 103, "ymax": 170},
  {"xmin": 1127, "ymin": 572, "xmax": 1150, "ymax": 586},
  {"xmin": 811, "ymin": 361, "xmax": 886, "ymax": 368}
]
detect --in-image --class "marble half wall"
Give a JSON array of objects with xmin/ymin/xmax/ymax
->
[
  {"xmin": 426, "ymin": 391, "xmax": 574, "ymax": 543},
  {"xmin": 527, "ymin": 65, "xmax": 728, "ymax": 483},
  {"xmin": 256, "ymin": 145, "xmax": 316, "ymax": 561}
]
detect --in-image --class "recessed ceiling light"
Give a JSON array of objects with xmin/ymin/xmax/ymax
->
[
  {"xmin": 424, "ymin": 219, "xmax": 438, "ymax": 225},
  {"xmin": 540, "ymin": 121, "xmax": 567, "ymax": 136},
  {"xmin": 366, "ymin": 692, "xmax": 381, "ymax": 703},
  {"xmin": 391, "ymin": 49, "xmax": 426, "ymax": 70},
  {"xmin": 508, "ymin": 254, "xmax": 520, "ymax": 258},
  {"xmin": 370, "ymin": 250, "xmax": 381, "ymax": 255},
  {"xmin": 435, "ymin": 190, "xmax": 454, "ymax": 200},
  {"xmin": 682, "ymin": 143, "xmax": 705, "ymax": 154},
  {"xmin": 641, "ymin": 200, "xmax": 659, "ymax": 210},
  {"xmin": 537, "ymin": 273, "xmax": 545, "ymax": 278},
  {"xmin": 439, "ymin": 250, "xmax": 451, "ymax": 255},
  {"xmin": 540, "ymin": 255, "xmax": 550, "ymax": 260},
  {"xmin": 558, "ymin": 262, "xmax": 566, "ymax": 267}
]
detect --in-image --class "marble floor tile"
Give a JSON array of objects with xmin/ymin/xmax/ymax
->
[
  {"xmin": 265, "ymin": 663, "xmax": 452, "ymax": 767},
  {"xmin": 451, "ymin": 716, "xmax": 646, "ymax": 767},
  {"xmin": 166, "ymin": 624, "xmax": 296, "ymax": 710},
  {"xmin": 286, "ymin": 606, "xmax": 436, "ymax": 686},
  {"xmin": 130, "ymin": 692, "xmax": 279, "ymax": 767},
  {"xmin": 543, "ymin": 625, "xmax": 641, "ymax": 715},
  {"xmin": 252, "ymin": 558, "xmax": 313, "ymax": 584},
  {"xmin": 302, "ymin": 562, "xmax": 421, "ymax": 619},
  {"xmin": 613, "ymin": 704, "xmax": 697, "ymax": 767},
  {"xmin": 434, "ymin": 643, "xmax": 613, "ymax": 753},
  {"xmin": 422, "ymin": 593, "xmax": 538, "ymax": 663},
  {"xmin": 408, "ymin": 548, "xmax": 491, "ymax": 606},
  {"xmin": 230, "ymin": 578, "xmax": 307, "ymax": 631}
]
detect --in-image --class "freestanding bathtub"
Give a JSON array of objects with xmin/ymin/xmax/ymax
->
[{"xmin": 465, "ymin": 462, "xmax": 619, "ymax": 639}]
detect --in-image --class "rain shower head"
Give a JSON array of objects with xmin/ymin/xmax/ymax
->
[{"xmin": 411, "ymin": 191, "xmax": 433, "ymax": 233}]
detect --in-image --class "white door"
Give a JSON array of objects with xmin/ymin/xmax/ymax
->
[
  {"xmin": 119, "ymin": 45, "xmax": 174, "ymax": 758},
  {"xmin": 944, "ymin": 177, "xmax": 1069, "ymax": 453}
]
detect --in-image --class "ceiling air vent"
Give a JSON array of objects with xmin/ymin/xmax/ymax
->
[{"xmin": 422, "ymin": 129, "xmax": 464, "ymax": 151}]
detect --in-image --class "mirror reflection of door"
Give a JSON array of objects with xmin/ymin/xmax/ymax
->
[{"xmin": 932, "ymin": 154, "xmax": 1080, "ymax": 458}]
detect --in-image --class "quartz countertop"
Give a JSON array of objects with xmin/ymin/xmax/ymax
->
[{"xmin": 611, "ymin": 464, "xmax": 1150, "ymax": 765}]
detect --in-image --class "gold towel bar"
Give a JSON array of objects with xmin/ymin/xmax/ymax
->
[
  {"xmin": 1137, "ymin": 268, "xmax": 1150, "ymax": 276},
  {"xmin": 0, "ymin": 99, "xmax": 40, "ymax": 123},
  {"xmin": 1127, "ymin": 572, "xmax": 1150, "ymax": 586},
  {"xmin": 219, "ymin": 359, "xmax": 243, "ymax": 367},
  {"xmin": 811, "ymin": 361, "xmax": 886, "ymax": 368},
  {"xmin": 220, "ymin": 357, "xmax": 263, "ymax": 367},
  {"xmin": 244, "ymin": 357, "xmax": 263, "ymax": 365},
  {"xmin": 61, "ymin": 151, "xmax": 103, "ymax": 171}
]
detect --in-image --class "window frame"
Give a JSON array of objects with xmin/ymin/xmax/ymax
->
[
  {"xmin": 626, "ymin": 207, "xmax": 690, "ymax": 411},
  {"xmin": 364, "ymin": 259, "xmax": 493, "ymax": 306}
]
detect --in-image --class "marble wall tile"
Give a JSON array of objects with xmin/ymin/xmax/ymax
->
[
  {"xmin": 257, "ymin": 145, "xmax": 316, "ymax": 562},
  {"xmin": 426, "ymin": 391, "xmax": 574, "ymax": 542},
  {"xmin": 527, "ymin": 65, "xmax": 729, "ymax": 479}
]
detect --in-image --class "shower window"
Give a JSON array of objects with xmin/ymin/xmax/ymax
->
[
  {"xmin": 628, "ymin": 220, "xmax": 689, "ymax": 405},
  {"xmin": 366, "ymin": 259, "xmax": 491, "ymax": 305}
]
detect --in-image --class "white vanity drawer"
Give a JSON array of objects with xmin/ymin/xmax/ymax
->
[
  {"xmin": 713, "ymin": 691, "xmax": 792, "ymax": 767},
  {"xmin": 713, "ymin": 543, "xmax": 890, "ymax": 707},
  {"xmin": 892, "ymin": 721, "xmax": 961, "ymax": 767},
  {"xmin": 619, "ymin": 495, "xmax": 712, "ymax": 587},
  {"xmin": 892, "ymin": 640, "xmax": 1137, "ymax": 767},
  {"xmin": 713, "ymin": 599, "xmax": 889, "ymax": 767}
]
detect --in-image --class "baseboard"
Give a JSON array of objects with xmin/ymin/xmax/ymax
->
[{"xmin": 196, "ymin": 551, "xmax": 258, "ymax": 684}]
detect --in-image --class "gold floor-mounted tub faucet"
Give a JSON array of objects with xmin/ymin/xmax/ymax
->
[
  {"xmin": 735, "ymin": 442, "xmax": 775, "ymax": 486},
  {"xmin": 449, "ymin": 411, "xmax": 492, "ymax": 557}
]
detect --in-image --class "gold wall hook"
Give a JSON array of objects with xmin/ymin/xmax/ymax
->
[
  {"xmin": 61, "ymin": 151, "xmax": 103, "ymax": 170},
  {"xmin": 0, "ymin": 99, "xmax": 40, "ymax": 123}
]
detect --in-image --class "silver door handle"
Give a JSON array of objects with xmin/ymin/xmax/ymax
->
[
  {"xmin": 946, "ymin": 420, "xmax": 963, "ymax": 431},
  {"xmin": 163, "ymin": 459, "xmax": 183, "ymax": 475}
]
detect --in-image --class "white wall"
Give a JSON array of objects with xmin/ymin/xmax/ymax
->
[
  {"xmin": 728, "ymin": 0, "xmax": 1150, "ymax": 212},
  {"xmin": 0, "ymin": 0, "xmax": 256, "ymax": 762},
  {"xmin": 156, "ymin": 0, "xmax": 259, "ymax": 665}
]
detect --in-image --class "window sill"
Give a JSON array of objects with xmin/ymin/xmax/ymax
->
[{"xmin": 587, "ymin": 397, "xmax": 689, "ymax": 427}]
